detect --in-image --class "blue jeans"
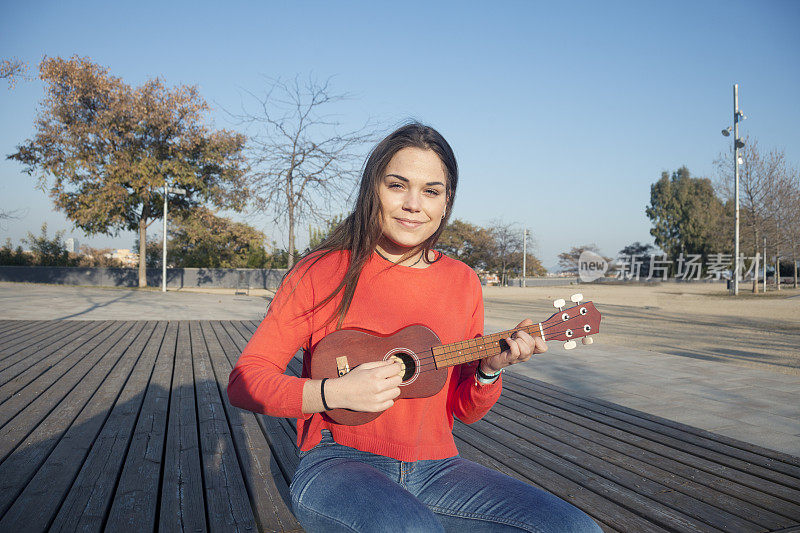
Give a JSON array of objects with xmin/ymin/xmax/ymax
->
[{"xmin": 290, "ymin": 431, "xmax": 602, "ymax": 533}]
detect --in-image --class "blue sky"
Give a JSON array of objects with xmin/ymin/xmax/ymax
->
[{"xmin": 2, "ymin": 0, "xmax": 798, "ymax": 270}]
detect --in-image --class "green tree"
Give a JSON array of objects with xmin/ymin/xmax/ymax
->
[
  {"xmin": 436, "ymin": 219, "xmax": 495, "ymax": 270},
  {"xmin": 507, "ymin": 251, "xmax": 547, "ymax": 277},
  {"xmin": 8, "ymin": 56, "xmax": 249, "ymax": 287},
  {"xmin": 164, "ymin": 208, "xmax": 268, "ymax": 268},
  {"xmin": 21, "ymin": 223, "xmax": 74, "ymax": 266},
  {"xmin": 307, "ymin": 214, "xmax": 345, "ymax": 251},
  {"xmin": 645, "ymin": 167, "xmax": 731, "ymax": 260},
  {"xmin": 0, "ymin": 238, "xmax": 32, "ymax": 266}
]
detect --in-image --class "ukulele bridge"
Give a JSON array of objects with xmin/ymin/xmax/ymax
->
[{"xmin": 336, "ymin": 356, "xmax": 350, "ymax": 376}]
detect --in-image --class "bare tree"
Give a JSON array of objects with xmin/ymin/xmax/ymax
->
[
  {"xmin": 715, "ymin": 138, "xmax": 795, "ymax": 291},
  {"xmin": 0, "ymin": 209, "xmax": 26, "ymax": 230},
  {"xmin": 768, "ymin": 164, "xmax": 800, "ymax": 288},
  {"xmin": 233, "ymin": 76, "xmax": 376, "ymax": 268},
  {"xmin": 557, "ymin": 244, "xmax": 606, "ymax": 275},
  {"xmin": 488, "ymin": 219, "xmax": 523, "ymax": 286}
]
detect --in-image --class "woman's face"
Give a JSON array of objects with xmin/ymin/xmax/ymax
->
[{"xmin": 377, "ymin": 147, "xmax": 449, "ymax": 256}]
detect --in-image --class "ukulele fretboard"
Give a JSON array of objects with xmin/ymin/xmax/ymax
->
[{"xmin": 431, "ymin": 324, "xmax": 542, "ymax": 369}]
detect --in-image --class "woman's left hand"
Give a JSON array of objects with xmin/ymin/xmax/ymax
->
[{"xmin": 480, "ymin": 318, "xmax": 547, "ymax": 375}]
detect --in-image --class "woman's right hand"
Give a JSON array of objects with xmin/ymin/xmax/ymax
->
[{"xmin": 325, "ymin": 359, "xmax": 404, "ymax": 412}]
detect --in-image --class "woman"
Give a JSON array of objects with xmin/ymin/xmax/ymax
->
[{"xmin": 228, "ymin": 123, "xmax": 601, "ymax": 532}]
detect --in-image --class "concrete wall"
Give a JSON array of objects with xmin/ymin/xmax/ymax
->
[{"xmin": 0, "ymin": 266, "xmax": 288, "ymax": 289}]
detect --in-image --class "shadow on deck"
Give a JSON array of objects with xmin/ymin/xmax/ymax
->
[{"xmin": 0, "ymin": 320, "xmax": 798, "ymax": 532}]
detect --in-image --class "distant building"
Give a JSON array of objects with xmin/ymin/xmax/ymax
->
[
  {"xmin": 65, "ymin": 238, "xmax": 79, "ymax": 253},
  {"xmin": 103, "ymin": 248, "xmax": 139, "ymax": 266}
]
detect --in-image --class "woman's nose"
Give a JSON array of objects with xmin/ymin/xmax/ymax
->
[{"xmin": 402, "ymin": 191, "xmax": 421, "ymax": 211}]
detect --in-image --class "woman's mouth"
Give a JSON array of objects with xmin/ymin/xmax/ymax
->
[{"xmin": 395, "ymin": 218, "xmax": 426, "ymax": 229}]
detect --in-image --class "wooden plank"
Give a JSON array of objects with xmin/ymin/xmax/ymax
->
[
  {"xmin": 494, "ymin": 388, "xmax": 794, "ymax": 530},
  {"xmin": 454, "ymin": 421, "xmax": 669, "ymax": 533},
  {"xmin": 48, "ymin": 322, "xmax": 167, "ymax": 532},
  {"xmin": 453, "ymin": 435, "xmax": 619, "ymax": 533},
  {"xmin": 224, "ymin": 320, "xmax": 304, "ymax": 488},
  {"xmin": 0, "ymin": 320, "xmax": 30, "ymax": 337},
  {"xmin": 158, "ymin": 321, "xmax": 206, "ymax": 533},
  {"xmin": 0, "ymin": 320, "xmax": 56, "ymax": 344},
  {"xmin": 0, "ymin": 321, "xmax": 146, "ymax": 517},
  {"xmin": 502, "ymin": 374, "xmax": 800, "ymax": 503},
  {"xmin": 0, "ymin": 321, "xmax": 107, "ymax": 390},
  {"xmin": 209, "ymin": 321, "xmax": 302, "ymax": 531},
  {"xmin": 0, "ymin": 321, "xmax": 138, "ymax": 462},
  {"xmin": 189, "ymin": 321, "xmax": 256, "ymax": 531},
  {"xmin": 465, "ymin": 415, "xmax": 722, "ymax": 532},
  {"xmin": 0, "ymin": 320, "xmax": 89, "ymax": 376},
  {"xmin": 514, "ymin": 374, "xmax": 800, "ymax": 469},
  {"xmin": 480, "ymin": 405, "xmax": 762, "ymax": 531},
  {"xmin": 0, "ymin": 320, "xmax": 57, "ymax": 351},
  {"xmin": 105, "ymin": 322, "xmax": 178, "ymax": 532},
  {"xmin": 0, "ymin": 322, "xmax": 159, "ymax": 531},
  {"xmin": 0, "ymin": 320, "xmax": 81, "ymax": 355},
  {"xmin": 0, "ymin": 321, "xmax": 118, "ymax": 424}
]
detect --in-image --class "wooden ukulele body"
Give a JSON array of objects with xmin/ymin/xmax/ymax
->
[{"xmin": 309, "ymin": 325, "xmax": 447, "ymax": 425}]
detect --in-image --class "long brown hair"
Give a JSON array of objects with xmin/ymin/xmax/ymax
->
[{"xmin": 291, "ymin": 122, "xmax": 459, "ymax": 328}]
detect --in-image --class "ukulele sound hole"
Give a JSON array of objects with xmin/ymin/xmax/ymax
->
[{"xmin": 390, "ymin": 351, "xmax": 418, "ymax": 383}]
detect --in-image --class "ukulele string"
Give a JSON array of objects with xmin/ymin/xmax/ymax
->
[{"xmin": 404, "ymin": 323, "xmax": 590, "ymax": 375}]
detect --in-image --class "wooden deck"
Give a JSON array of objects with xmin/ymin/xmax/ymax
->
[{"xmin": 0, "ymin": 319, "xmax": 799, "ymax": 532}]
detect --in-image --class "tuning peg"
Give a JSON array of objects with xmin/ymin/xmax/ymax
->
[
  {"xmin": 571, "ymin": 293, "xmax": 583, "ymax": 305},
  {"xmin": 553, "ymin": 298, "xmax": 565, "ymax": 311},
  {"xmin": 563, "ymin": 340, "xmax": 577, "ymax": 350},
  {"xmin": 582, "ymin": 336, "xmax": 593, "ymax": 345}
]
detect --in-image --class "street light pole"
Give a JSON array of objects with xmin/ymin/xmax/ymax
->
[
  {"xmin": 162, "ymin": 182, "xmax": 186, "ymax": 293},
  {"xmin": 733, "ymin": 84, "xmax": 741, "ymax": 296},
  {"xmin": 522, "ymin": 228, "xmax": 527, "ymax": 288},
  {"xmin": 163, "ymin": 181, "xmax": 168, "ymax": 293}
]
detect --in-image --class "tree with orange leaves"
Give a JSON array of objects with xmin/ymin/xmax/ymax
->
[{"xmin": 8, "ymin": 55, "xmax": 249, "ymax": 287}]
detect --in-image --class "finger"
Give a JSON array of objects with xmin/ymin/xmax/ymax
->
[
  {"xmin": 370, "ymin": 360, "xmax": 406, "ymax": 378},
  {"xmin": 512, "ymin": 330, "xmax": 535, "ymax": 353},
  {"xmin": 384, "ymin": 374, "xmax": 403, "ymax": 388},
  {"xmin": 378, "ymin": 386, "xmax": 402, "ymax": 401},
  {"xmin": 504, "ymin": 336, "xmax": 521, "ymax": 359},
  {"xmin": 533, "ymin": 336, "xmax": 548, "ymax": 354},
  {"xmin": 514, "ymin": 318, "xmax": 534, "ymax": 329},
  {"xmin": 358, "ymin": 360, "xmax": 398, "ymax": 371}
]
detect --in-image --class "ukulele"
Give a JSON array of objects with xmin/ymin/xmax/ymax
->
[{"xmin": 310, "ymin": 293, "xmax": 601, "ymax": 425}]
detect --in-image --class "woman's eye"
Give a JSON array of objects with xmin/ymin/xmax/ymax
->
[
  {"xmin": 388, "ymin": 182, "xmax": 404, "ymax": 189},
  {"xmin": 425, "ymin": 189, "xmax": 441, "ymax": 196}
]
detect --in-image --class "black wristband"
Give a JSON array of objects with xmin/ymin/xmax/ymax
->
[{"xmin": 320, "ymin": 378, "xmax": 331, "ymax": 411}]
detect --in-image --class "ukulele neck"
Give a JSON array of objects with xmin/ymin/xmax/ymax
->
[{"xmin": 431, "ymin": 323, "xmax": 543, "ymax": 369}]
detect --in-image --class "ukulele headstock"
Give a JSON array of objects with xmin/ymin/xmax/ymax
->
[{"xmin": 542, "ymin": 294, "xmax": 601, "ymax": 350}]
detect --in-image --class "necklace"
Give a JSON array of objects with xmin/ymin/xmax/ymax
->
[{"xmin": 375, "ymin": 248, "xmax": 424, "ymax": 267}]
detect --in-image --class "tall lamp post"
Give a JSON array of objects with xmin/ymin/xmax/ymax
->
[
  {"xmin": 162, "ymin": 181, "xmax": 186, "ymax": 293},
  {"xmin": 522, "ymin": 228, "xmax": 528, "ymax": 288},
  {"xmin": 721, "ymin": 84, "xmax": 746, "ymax": 296}
]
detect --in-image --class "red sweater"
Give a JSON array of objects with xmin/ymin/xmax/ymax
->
[{"xmin": 227, "ymin": 250, "xmax": 502, "ymax": 461}]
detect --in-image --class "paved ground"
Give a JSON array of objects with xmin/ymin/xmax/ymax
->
[
  {"xmin": 0, "ymin": 282, "xmax": 270, "ymax": 321},
  {"xmin": 2, "ymin": 281, "xmax": 798, "ymax": 456}
]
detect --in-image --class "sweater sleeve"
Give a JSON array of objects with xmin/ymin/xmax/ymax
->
[
  {"xmin": 227, "ymin": 266, "xmax": 315, "ymax": 420},
  {"xmin": 450, "ymin": 273, "xmax": 503, "ymax": 424}
]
